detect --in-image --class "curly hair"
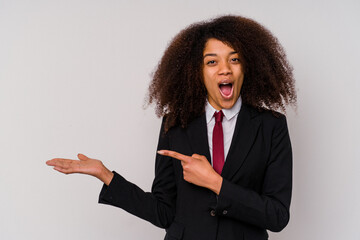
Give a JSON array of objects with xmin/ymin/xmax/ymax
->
[{"xmin": 147, "ymin": 15, "xmax": 296, "ymax": 132}]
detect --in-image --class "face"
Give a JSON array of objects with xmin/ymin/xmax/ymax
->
[{"xmin": 202, "ymin": 38, "xmax": 244, "ymax": 110}]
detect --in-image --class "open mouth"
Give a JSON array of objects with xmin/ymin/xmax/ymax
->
[{"xmin": 219, "ymin": 82, "xmax": 233, "ymax": 98}]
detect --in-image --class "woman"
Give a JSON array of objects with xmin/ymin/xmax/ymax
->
[{"xmin": 47, "ymin": 15, "xmax": 296, "ymax": 240}]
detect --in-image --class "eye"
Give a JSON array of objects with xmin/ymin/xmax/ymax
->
[
  {"xmin": 230, "ymin": 58, "xmax": 240, "ymax": 63},
  {"xmin": 206, "ymin": 60, "xmax": 216, "ymax": 65}
]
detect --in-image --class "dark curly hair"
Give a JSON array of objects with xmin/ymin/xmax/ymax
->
[{"xmin": 147, "ymin": 15, "xmax": 296, "ymax": 132}]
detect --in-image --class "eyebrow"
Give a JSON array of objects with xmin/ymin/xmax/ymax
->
[{"xmin": 203, "ymin": 51, "xmax": 238, "ymax": 58}]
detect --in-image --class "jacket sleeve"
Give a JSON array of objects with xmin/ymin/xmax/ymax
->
[
  {"xmin": 98, "ymin": 119, "xmax": 176, "ymax": 228},
  {"xmin": 214, "ymin": 115, "xmax": 292, "ymax": 232}
]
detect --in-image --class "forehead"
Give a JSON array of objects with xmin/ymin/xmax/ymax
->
[{"xmin": 203, "ymin": 38, "xmax": 236, "ymax": 55}]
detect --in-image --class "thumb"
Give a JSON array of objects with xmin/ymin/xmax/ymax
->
[{"xmin": 78, "ymin": 153, "xmax": 89, "ymax": 161}]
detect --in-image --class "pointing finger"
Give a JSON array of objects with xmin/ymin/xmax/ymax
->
[{"xmin": 157, "ymin": 150, "xmax": 191, "ymax": 163}]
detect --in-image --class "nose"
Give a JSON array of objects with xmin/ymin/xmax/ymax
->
[{"xmin": 218, "ymin": 61, "xmax": 232, "ymax": 75}]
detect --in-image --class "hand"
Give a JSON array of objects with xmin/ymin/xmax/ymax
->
[
  {"xmin": 157, "ymin": 150, "xmax": 223, "ymax": 195},
  {"xmin": 46, "ymin": 153, "xmax": 114, "ymax": 185}
]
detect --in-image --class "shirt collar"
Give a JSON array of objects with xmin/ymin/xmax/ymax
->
[{"xmin": 205, "ymin": 96, "xmax": 242, "ymax": 124}]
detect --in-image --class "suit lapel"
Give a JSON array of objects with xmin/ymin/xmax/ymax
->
[
  {"xmin": 221, "ymin": 104, "xmax": 261, "ymax": 180},
  {"xmin": 184, "ymin": 105, "xmax": 261, "ymax": 179},
  {"xmin": 185, "ymin": 114, "xmax": 212, "ymax": 164}
]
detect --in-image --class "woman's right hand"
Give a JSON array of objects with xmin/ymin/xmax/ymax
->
[{"xmin": 46, "ymin": 153, "xmax": 114, "ymax": 185}]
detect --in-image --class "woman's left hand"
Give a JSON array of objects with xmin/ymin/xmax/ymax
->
[{"xmin": 46, "ymin": 153, "xmax": 114, "ymax": 185}]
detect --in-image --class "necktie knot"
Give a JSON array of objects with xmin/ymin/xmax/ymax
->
[{"xmin": 214, "ymin": 110, "xmax": 224, "ymax": 123}]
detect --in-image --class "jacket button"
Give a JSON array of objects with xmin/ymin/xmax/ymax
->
[
  {"xmin": 223, "ymin": 210, "xmax": 228, "ymax": 215},
  {"xmin": 210, "ymin": 210, "xmax": 216, "ymax": 217}
]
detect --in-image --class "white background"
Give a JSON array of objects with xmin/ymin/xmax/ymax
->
[{"xmin": 1, "ymin": 0, "xmax": 359, "ymax": 239}]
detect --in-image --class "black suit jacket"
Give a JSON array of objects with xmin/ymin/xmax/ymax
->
[{"xmin": 99, "ymin": 104, "xmax": 292, "ymax": 240}]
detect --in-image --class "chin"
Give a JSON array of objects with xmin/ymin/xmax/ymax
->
[{"xmin": 221, "ymin": 100, "xmax": 236, "ymax": 109}]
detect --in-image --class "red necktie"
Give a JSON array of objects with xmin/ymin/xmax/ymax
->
[{"xmin": 212, "ymin": 110, "xmax": 224, "ymax": 175}]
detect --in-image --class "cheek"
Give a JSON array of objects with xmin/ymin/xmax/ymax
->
[
  {"xmin": 236, "ymin": 81, "xmax": 243, "ymax": 94},
  {"xmin": 203, "ymin": 68, "xmax": 220, "ymax": 96},
  {"xmin": 203, "ymin": 80, "xmax": 213, "ymax": 96},
  {"xmin": 205, "ymin": 79, "xmax": 218, "ymax": 93},
  {"xmin": 203, "ymin": 75, "xmax": 215, "ymax": 91}
]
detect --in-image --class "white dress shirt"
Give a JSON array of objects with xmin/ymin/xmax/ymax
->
[{"xmin": 205, "ymin": 96, "xmax": 242, "ymax": 165}]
